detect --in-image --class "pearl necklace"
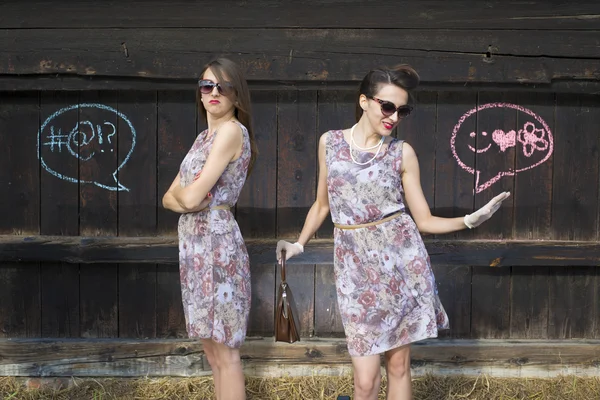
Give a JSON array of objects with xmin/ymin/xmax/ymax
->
[{"xmin": 349, "ymin": 124, "xmax": 384, "ymax": 166}]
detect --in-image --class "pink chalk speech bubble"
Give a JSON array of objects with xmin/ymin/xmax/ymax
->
[{"xmin": 450, "ymin": 103, "xmax": 553, "ymax": 193}]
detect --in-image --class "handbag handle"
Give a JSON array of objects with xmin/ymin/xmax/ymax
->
[{"xmin": 281, "ymin": 250, "xmax": 287, "ymax": 283}]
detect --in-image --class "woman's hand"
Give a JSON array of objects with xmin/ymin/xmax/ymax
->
[
  {"xmin": 464, "ymin": 191, "xmax": 511, "ymax": 229},
  {"xmin": 276, "ymin": 240, "xmax": 304, "ymax": 264}
]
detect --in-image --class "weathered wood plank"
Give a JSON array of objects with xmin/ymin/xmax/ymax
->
[
  {"xmin": 471, "ymin": 267, "xmax": 510, "ymax": 339},
  {"xmin": 432, "ymin": 265, "xmax": 471, "ymax": 338},
  {"xmin": 39, "ymin": 91, "xmax": 80, "ymax": 236},
  {"xmin": 0, "ymin": 264, "xmax": 41, "ymax": 338},
  {"xmin": 1, "ymin": 29, "xmax": 599, "ymax": 84},
  {"xmin": 3, "ymin": 78, "xmax": 600, "ymax": 93},
  {"xmin": 2, "ymin": 1, "xmax": 599, "ymax": 30},
  {"xmin": 40, "ymin": 262, "xmax": 80, "ymax": 338},
  {"xmin": 0, "ymin": 92, "xmax": 40, "ymax": 235},
  {"xmin": 4, "ymin": 236, "xmax": 600, "ymax": 267},
  {"xmin": 509, "ymin": 266, "xmax": 549, "ymax": 339},
  {"xmin": 247, "ymin": 264, "xmax": 276, "ymax": 337},
  {"xmin": 237, "ymin": 91, "xmax": 277, "ymax": 238},
  {"xmin": 1, "ymin": 338, "xmax": 599, "ymax": 378},
  {"xmin": 314, "ymin": 264, "xmax": 344, "ymax": 337},
  {"xmin": 552, "ymin": 94, "xmax": 599, "ymax": 241},
  {"xmin": 277, "ymin": 90, "xmax": 318, "ymax": 236},
  {"xmin": 513, "ymin": 93, "xmax": 555, "ymax": 240},
  {"xmin": 434, "ymin": 91, "xmax": 477, "ymax": 240}
]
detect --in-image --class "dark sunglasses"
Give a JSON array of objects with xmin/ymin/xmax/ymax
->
[
  {"xmin": 198, "ymin": 79, "xmax": 234, "ymax": 96},
  {"xmin": 368, "ymin": 96, "xmax": 413, "ymax": 118}
]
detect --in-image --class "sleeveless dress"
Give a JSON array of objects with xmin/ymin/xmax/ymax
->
[
  {"xmin": 177, "ymin": 121, "xmax": 251, "ymax": 349},
  {"xmin": 326, "ymin": 129, "xmax": 449, "ymax": 357}
]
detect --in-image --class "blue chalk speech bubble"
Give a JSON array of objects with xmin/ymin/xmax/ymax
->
[{"xmin": 38, "ymin": 103, "xmax": 136, "ymax": 191}]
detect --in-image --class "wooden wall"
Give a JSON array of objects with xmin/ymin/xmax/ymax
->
[{"xmin": 1, "ymin": 1, "xmax": 600, "ymax": 376}]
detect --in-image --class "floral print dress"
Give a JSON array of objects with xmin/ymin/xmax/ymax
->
[
  {"xmin": 326, "ymin": 129, "xmax": 449, "ymax": 357},
  {"xmin": 177, "ymin": 121, "xmax": 251, "ymax": 349}
]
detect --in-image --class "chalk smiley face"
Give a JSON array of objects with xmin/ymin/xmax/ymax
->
[{"xmin": 467, "ymin": 130, "xmax": 492, "ymax": 153}]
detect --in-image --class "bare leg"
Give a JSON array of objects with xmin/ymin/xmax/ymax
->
[
  {"xmin": 384, "ymin": 345, "xmax": 412, "ymax": 399},
  {"xmin": 201, "ymin": 339, "xmax": 221, "ymax": 400},
  {"xmin": 212, "ymin": 341, "xmax": 245, "ymax": 400},
  {"xmin": 351, "ymin": 354, "xmax": 381, "ymax": 400}
]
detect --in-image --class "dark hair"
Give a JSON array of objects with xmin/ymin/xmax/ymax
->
[
  {"xmin": 355, "ymin": 64, "xmax": 420, "ymax": 122},
  {"xmin": 197, "ymin": 57, "xmax": 258, "ymax": 174}
]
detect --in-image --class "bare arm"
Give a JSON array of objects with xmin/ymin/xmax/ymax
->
[
  {"xmin": 401, "ymin": 142, "xmax": 468, "ymax": 235},
  {"xmin": 162, "ymin": 122, "xmax": 242, "ymax": 213}
]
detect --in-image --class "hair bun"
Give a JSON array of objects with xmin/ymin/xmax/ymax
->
[{"xmin": 391, "ymin": 64, "xmax": 420, "ymax": 90}]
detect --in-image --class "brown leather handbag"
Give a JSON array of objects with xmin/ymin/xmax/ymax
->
[{"xmin": 275, "ymin": 251, "xmax": 300, "ymax": 343}]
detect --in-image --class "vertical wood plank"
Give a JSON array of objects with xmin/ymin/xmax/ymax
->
[
  {"xmin": 398, "ymin": 91, "xmax": 437, "ymax": 207},
  {"xmin": 247, "ymin": 264, "xmax": 276, "ymax": 337},
  {"xmin": 156, "ymin": 264, "xmax": 186, "ymax": 339},
  {"xmin": 314, "ymin": 264, "xmax": 344, "ymax": 337},
  {"xmin": 117, "ymin": 91, "xmax": 158, "ymax": 339},
  {"xmin": 276, "ymin": 90, "xmax": 317, "ymax": 237},
  {"xmin": 513, "ymin": 93, "xmax": 555, "ymax": 239},
  {"xmin": 549, "ymin": 267, "xmax": 596, "ymax": 339},
  {"xmin": 552, "ymin": 93, "xmax": 599, "ymax": 241},
  {"xmin": 474, "ymin": 92, "xmax": 517, "ymax": 239},
  {"xmin": 78, "ymin": 91, "xmax": 118, "ymax": 338},
  {"xmin": 40, "ymin": 262, "xmax": 80, "ymax": 338},
  {"xmin": 39, "ymin": 91, "xmax": 80, "ymax": 236},
  {"xmin": 156, "ymin": 91, "xmax": 197, "ymax": 339},
  {"xmin": 237, "ymin": 90, "xmax": 277, "ymax": 238},
  {"xmin": 470, "ymin": 267, "xmax": 510, "ymax": 339},
  {"xmin": 434, "ymin": 92, "xmax": 477, "ymax": 240},
  {"xmin": 432, "ymin": 265, "xmax": 471, "ymax": 338},
  {"xmin": 316, "ymin": 89, "xmax": 355, "ymax": 238},
  {"xmin": 0, "ymin": 264, "xmax": 40, "ymax": 338},
  {"xmin": 0, "ymin": 92, "xmax": 40, "ymax": 234},
  {"xmin": 157, "ymin": 91, "xmax": 197, "ymax": 235},
  {"xmin": 510, "ymin": 266, "xmax": 549, "ymax": 339}
]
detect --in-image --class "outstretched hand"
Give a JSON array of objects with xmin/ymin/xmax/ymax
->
[
  {"xmin": 276, "ymin": 240, "xmax": 304, "ymax": 264},
  {"xmin": 464, "ymin": 191, "xmax": 511, "ymax": 229}
]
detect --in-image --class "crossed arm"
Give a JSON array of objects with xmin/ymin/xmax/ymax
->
[{"xmin": 162, "ymin": 122, "xmax": 243, "ymax": 214}]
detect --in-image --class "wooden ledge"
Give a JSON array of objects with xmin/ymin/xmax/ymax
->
[
  {"xmin": 1, "ymin": 337, "xmax": 599, "ymax": 378},
  {"xmin": 2, "ymin": 235, "xmax": 600, "ymax": 267}
]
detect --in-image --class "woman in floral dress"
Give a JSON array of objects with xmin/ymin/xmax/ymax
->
[
  {"xmin": 276, "ymin": 65, "xmax": 510, "ymax": 400},
  {"xmin": 163, "ymin": 58, "xmax": 257, "ymax": 400}
]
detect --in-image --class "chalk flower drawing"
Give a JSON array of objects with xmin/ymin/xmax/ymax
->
[
  {"xmin": 37, "ymin": 103, "xmax": 136, "ymax": 191},
  {"xmin": 450, "ymin": 103, "xmax": 553, "ymax": 193}
]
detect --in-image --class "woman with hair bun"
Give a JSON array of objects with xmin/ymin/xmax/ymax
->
[{"xmin": 276, "ymin": 64, "xmax": 509, "ymax": 399}]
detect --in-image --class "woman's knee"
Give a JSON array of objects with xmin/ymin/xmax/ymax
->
[
  {"xmin": 385, "ymin": 346, "xmax": 411, "ymax": 379},
  {"xmin": 213, "ymin": 342, "xmax": 242, "ymax": 367},
  {"xmin": 354, "ymin": 370, "xmax": 381, "ymax": 395}
]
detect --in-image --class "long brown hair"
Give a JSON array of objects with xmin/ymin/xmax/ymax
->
[
  {"xmin": 355, "ymin": 64, "xmax": 420, "ymax": 122},
  {"xmin": 197, "ymin": 57, "xmax": 258, "ymax": 173}
]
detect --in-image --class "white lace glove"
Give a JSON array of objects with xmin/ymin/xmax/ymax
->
[
  {"xmin": 276, "ymin": 240, "xmax": 304, "ymax": 263},
  {"xmin": 464, "ymin": 191, "xmax": 511, "ymax": 229}
]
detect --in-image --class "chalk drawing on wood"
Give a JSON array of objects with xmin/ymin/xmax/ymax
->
[
  {"xmin": 38, "ymin": 103, "xmax": 136, "ymax": 191},
  {"xmin": 451, "ymin": 103, "xmax": 553, "ymax": 193}
]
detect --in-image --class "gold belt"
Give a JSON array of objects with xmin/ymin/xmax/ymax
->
[
  {"xmin": 333, "ymin": 212, "xmax": 403, "ymax": 230},
  {"xmin": 208, "ymin": 205, "xmax": 231, "ymax": 211}
]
